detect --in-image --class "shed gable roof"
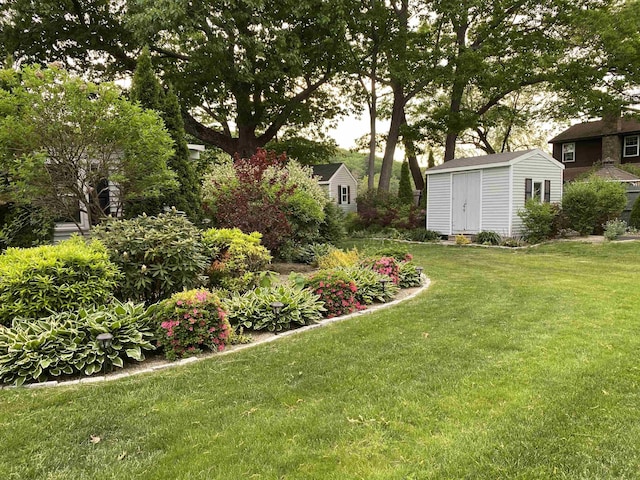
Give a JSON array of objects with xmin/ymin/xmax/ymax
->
[
  {"xmin": 311, "ymin": 163, "xmax": 344, "ymax": 182},
  {"xmin": 425, "ymin": 149, "xmax": 562, "ymax": 175},
  {"xmin": 549, "ymin": 117, "xmax": 640, "ymax": 143}
]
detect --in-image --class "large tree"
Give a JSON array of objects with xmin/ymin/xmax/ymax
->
[
  {"xmin": 0, "ymin": 0, "xmax": 357, "ymax": 157},
  {"xmin": 0, "ymin": 65, "xmax": 176, "ymax": 231}
]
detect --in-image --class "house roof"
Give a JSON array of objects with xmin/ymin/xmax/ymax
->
[
  {"xmin": 425, "ymin": 149, "xmax": 561, "ymax": 175},
  {"xmin": 311, "ymin": 163, "xmax": 344, "ymax": 182},
  {"xmin": 564, "ymin": 164, "xmax": 640, "ymax": 183},
  {"xmin": 549, "ymin": 117, "xmax": 640, "ymax": 143}
]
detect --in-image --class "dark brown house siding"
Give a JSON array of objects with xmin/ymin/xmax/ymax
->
[{"xmin": 552, "ymin": 138, "xmax": 601, "ymax": 168}]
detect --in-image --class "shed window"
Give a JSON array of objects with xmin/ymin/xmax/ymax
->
[
  {"xmin": 338, "ymin": 185, "xmax": 351, "ymax": 205},
  {"xmin": 624, "ymin": 135, "xmax": 639, "ymax": 157},
  {"xmin": 544, "ymin": 180, "xmax": 551, "ymax": 203},
  {"xmin": 533, "ymin": 182, "xmax": 542, "ymax": 201},
  {"xmin": 562, "ymin": 143, "xmax": 575, "ymax": 163},
  {"xmin": 525, "ymin": 178, "xmax": 532, "ymax": 202}
]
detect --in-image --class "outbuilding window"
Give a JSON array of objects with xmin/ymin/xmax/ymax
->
[
  {"xmin": 624, "ymin": 135, "xmax": 639, "ymax": 157},
  {"xmin": 338, "ymin": 185, "xmax": 351, "ymax": 204},
  {"xmin": 562, "ymin": 143, "xmax": 575, "ymax": 163},
  {"xmin": 525, "ymin": 179, "xmax": 551, "ymax": 203}
]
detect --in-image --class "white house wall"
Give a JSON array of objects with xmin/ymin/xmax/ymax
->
[
  {"xmin": 510, "ymin": 152, "xmax": 563, "ymax": 234},
  {"xmin": 329, "ymin": 165, "xmax": 358, "ymax": 213},
  {"xmin": 480, "ymin": 167, "xmax": 511, "ymax": 236},
  {"xmin": 426, "ymin": 174, "xmax": 451, "ymax": 234}
]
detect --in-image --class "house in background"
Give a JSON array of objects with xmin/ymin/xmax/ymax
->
[
  {"xmin": 311, "ymin": 163, "xmax": 358, "ymax": 213},
  {"xmin": 53, "ymin": 144, "xmax": 207, "ymax": 242},
  {"xmin": 425, "ymin": 149, "xmax": 564, "ymax": 237},
  {"xmin": 549, "ymin": 116, "xmax": 640, "ymax": 181}
]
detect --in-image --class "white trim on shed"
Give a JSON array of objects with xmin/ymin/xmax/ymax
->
[{"xmin": 425, "ymin": 149, "xmax": 564, "ymax": 237}]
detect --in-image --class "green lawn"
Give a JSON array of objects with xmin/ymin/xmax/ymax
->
[{"xmin": 2, "ymin": 241, "xmax": 640, "ymax": 479}]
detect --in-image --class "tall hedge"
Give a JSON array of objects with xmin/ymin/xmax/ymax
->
[{"xmin": 0, "ymin": 236, "xmax": 121, "ymax": 325}]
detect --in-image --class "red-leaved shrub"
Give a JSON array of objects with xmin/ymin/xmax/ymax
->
[{"xmin": 304, "ymin": 270, "xmax": 365, "ymax": 318}]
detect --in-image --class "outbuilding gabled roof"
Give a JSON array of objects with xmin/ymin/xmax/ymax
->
[
  {"xmin": 311, "ymin": 163, "xmax": 344, "ymax": 182},
  {"xmin": 425, "ymin": 149, "xmax": 562, "ymax": 175},
  {"xmin": 549, "ymin": 117, "xmax": 640, "ymax": 143}
]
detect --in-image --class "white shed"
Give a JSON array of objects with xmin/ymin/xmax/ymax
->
[
  {"xmin": 425, "ymin": 149, "xmax": 564, "ymax": 237},
  {"xmin": 311, "ymin": 163, "xmax": 358, "ymax": 213}
]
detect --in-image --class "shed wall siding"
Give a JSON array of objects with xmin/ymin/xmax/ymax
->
[
  {"xmin": 426, "ymin": 174, "xmax": 451, "ymax": 234},
  {"xmin": 511, "ymin": 153, "xmax": 563, "ymax": 234},
  {"xmin": 480, "ymin": 167, "xmax": 511, "ymax": 235},
  {"xmin": 328, "ymin": 166, "xmax": 358, "ymax": 213}
]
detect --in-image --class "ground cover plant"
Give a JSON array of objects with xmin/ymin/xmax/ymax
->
[{"xmin": 3, "ymin": 241, "xmax": 640, "ymax": 478}]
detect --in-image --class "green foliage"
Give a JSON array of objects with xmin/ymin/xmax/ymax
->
[
  {"xmin": 562, "ymin": 177, "xmax": 627, "ymax": 235},
  {"xmin": 0, "ymin": 300, "xmax": 156, "ymax": 386},
  {"xmin": 427, "ymin": 151, "xmax": 436, "ymax": 169},
  {"xmin": 398, "ymin": 262, "xmax": 423, "ymax": 288},
  {"xmin": 475, "ymin": 231, "xmax": 502, "ymax": 246},
  {"xmin": 266, "ymin": 136, "xmax": 338, "ymax": 165},
  {"xmin": 129, "ymin": 46, "xmax": 162, "ymax": 110},
  {"xmin": 294, "ymin": 242, "xmax": 337, "ymax": 266},
  {"xmin": 336, "ymin": 266, "xmax": 398, "ymax": 304},
  {"xmin": 500, "ymin": 236, "xmax": 525, "ymax": 247},
  {"xmin": 223, "ymin": 284, "xmax": 325, "ymax": 332},
  {"xmin": 91, "ymin": 211, "xmax": 207, "ymax": 303},
  {"xmin": 398, "ymin": 160, "xmax": 414, "ymax": 205},
  {"xmin": 363, "ymin": 245, "xmax": 412, "ymax": 262},
  {"xmin": 155, "ymin": 289, "xmax": 231, "ymax": 360},
  {"xmin": 0, "ymin": 65, "xmax": 176, "ymax": 226},
  {"xmin": 0, "ymin": 203, "xmax": 53, "ymax": 250},
  {"xmin": 603, "ymin": 219, "xmax": 627, "ymax": 240},
  {"xmin": 629, "ymin": 194, "xmax": 640, "ymax": 229},
  {"xmin": 0, "ymin": 237, "xmax": 120, "ymax": 326},
  {"xmin": 304, "ymin": 270, "xmax": 364, "ymax": 318},
  {"xmin": 318, "ymin": 201, "xmax": 346, "ymax": 243},
  {"xmin": 455, "ymin": 235, "xmax": 471, "ymax": 245},
  {"xmin": 518, "ymin": 201, "xmax": 560, "ymax": 244},
  {"xmin": 361, "ymin": 256, "xmax": 401, "ymax": 284},
  {"xmin": 202, "ymin": 228, "xmax": 272, "ymax": 292},
  {"xmin": 406, "ymin": 228, "xmax": 441, "ymax": 242}
]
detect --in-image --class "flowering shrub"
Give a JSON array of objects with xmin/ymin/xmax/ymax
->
[
  {"xmin": 361, "ymin": 256, "xmax": 401, "ymax": 284},
  {"xmin": 155, "ymin": 289, "xmax": 231, "ymax": 360},
  {"xmin": 304, "ymin": 270, "xmax": 364, "ymax": 318}
]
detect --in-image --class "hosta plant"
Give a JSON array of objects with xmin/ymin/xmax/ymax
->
[
  {"xmin": 304, "ymin": 270, "xmax": 364, "ymax": 318},
  {"xmin": 335, "ymin": 266, "xmax": 398, "ymax": 304},
  {"xmin": 224, "ymin": 283, "xmax": 325, "ymax": 332},
  {"xmin": 0, "ymin": 301, "xmax": 156, "ymax": 386},
  {"xmin": 155, "ymin": 289, "xmax": 231, "ymax": 360},
  {"xmin": 398, "ymin": 262, "xmax": 423, "ymax": 288}
]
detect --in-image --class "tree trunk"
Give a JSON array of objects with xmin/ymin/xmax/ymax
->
[
  {"xmin": 403, "ymin": 136, "xmax": 424, "ymax": 191},
  {"xmin": 378, "ymin": 83, "xmax": 405, "ymax": 192},
  {"xmin": 368, "ymin": 71, "xmax": 377, "ymax": 191}
]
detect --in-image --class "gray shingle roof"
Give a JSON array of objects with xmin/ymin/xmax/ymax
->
[
  {"xmin": 311, "ymin": 163, "xmax": 343, "ymax": 182},
  {"xmin": 549, "ymin": 117, "xmax": 640, "ymax": 143},
  {"xmin": 426, "ymin": 150, "xmax": 537, "ymax": 172}
]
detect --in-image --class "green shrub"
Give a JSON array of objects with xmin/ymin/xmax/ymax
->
[
  {"xmin": 92, "ymin": 211, "xmax": 208, "ymax": 303},
  {"xmin": 0, "ymin": 301, "xmax": 156, "ymax": 386},
  {"xmin": 224, "ymin": 284, "xmax": 325, "ymax": 332},
  {"xmin": 475, "ymin": 231, "xmax": 502, "ymax": 245},
  {"xmin": 316, "ymin": 248, "xmax": 360, "ymax": 269},
  {"xmin": 304, "ymin": 270, "xmax": 364, "ymax": 318},
  {"xmin": 0, "ymin": 236, "xmax": 120, "ymax": 325},
  {"xmin": 318, "ymin": 201, "xmax": 346, "ymax": 243},
  {"xmin": 155, "ymin": 289, "xmax": 231, "ymax": 360},
  {"xmin": 455, "ymin": 234, "xmax": 471, "ymax": 245},
  {"xmin": 293, "ymin": 242, "xmax": 337, "ymax": 265},
  {"xmin": 603, "ymin": 219, "xmax": 627, "ymax": 240},
  {"xmin": 562, "ymin": 177, "xmax": 627, "ymax": 235},
  {"xmin": 202, "ymin": 228, "xmax": 272, "ymax": 292},
  {"xmin": 336, "ymin": 266, "xmax": 398, "ymax": 304},
  {"xmin": 518, "ymin": 201, "xmax": 560, "ymax": 244},
  {"xmin": 500, "ymin": 236, "xmax": 525, "ymax": 247},
  {"xmin": 407, "ymin": 229, "xmax": 441, "ymax": 242},
  {"xmin": 0, "ymin": 203, "xmax": 54, "ymax": 251},
  {"xmin": 363, "ymin": 245, "xmax": 412, "ymax": 262},
  {"xmin": 398, "ymin": 262, "xmax": 423, "ymax": 288},
  {"xmin": 629, "ymin": 195, "xmax": 640, "ymax": 229}
]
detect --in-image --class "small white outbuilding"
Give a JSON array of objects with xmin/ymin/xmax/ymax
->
[{"xmin": 425, "ymin": 149, "xmax": 564, "ymax": 237}]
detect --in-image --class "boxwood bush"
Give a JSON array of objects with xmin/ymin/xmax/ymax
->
[
  {"xmin": 0, "ymin": 236, "xmax": 120, "ymax": 325},
  {"xmin": 224, "ymin": 284, "xmax": 325, "ymax": 332},
  {"xmin": 0, "ymin": 301, "xmax": 156, "ymax": 386},
  {"xmin": 92, "ymin": 210, "xmax": 208, "ymax": 303}
]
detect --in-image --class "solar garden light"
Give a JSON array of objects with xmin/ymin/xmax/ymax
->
[
  {"xmin": 379, "ymin": 278, "xmax": 390, "ymax": 293},
  {"xmin": 270, "ymin": 302, "xmax": 286, "ymax": 334},
  {"xmin": 416, "ymin": 266, "xmax": 424, "ymax": 276},
  {"xmin": 96, "ymin": 332, "xmax": 114, "ymax": 374}
]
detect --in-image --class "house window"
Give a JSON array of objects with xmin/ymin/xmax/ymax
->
[
  {"xmin": 338, "ymin": 185, "xmax": 351, "ymax": 205},
  {"xmin": 562, "ymin": 143, "xmax": 575, "ymax": 163},
  {"xmin": 624, "ymin": 135, "xmax": 639, "ymax": 157},
  {"xmin": 533, "ymin": 182, "xmax": 542, "ymax": 201}
]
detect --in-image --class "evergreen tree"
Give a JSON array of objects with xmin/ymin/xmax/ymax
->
[
  {"xmin": 629, "ymin": 195, "xmax": 640, "ymax": 229},
  {"xmin": 398, "ymin": 160, "xmax": 414, "ymax": 205},
  {"xmin": 130, "ymin": 46, "xmax": 161, "ymax": 110},
  {"xmin": 161, "ymin": 85, "xmax": 202, "ymax": 220},
  {"xmin": 427, "ymin": 150, "xmax": 435, "ymax": 169}
]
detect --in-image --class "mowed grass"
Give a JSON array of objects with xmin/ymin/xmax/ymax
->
[{"xmin": 2, "ymin": 241, "xmax": 640, "ymax": 479}]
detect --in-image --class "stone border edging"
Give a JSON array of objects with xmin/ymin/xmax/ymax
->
[{"xmin": 1, "ymin": 277, "xmax": 431, "ymax": 391}]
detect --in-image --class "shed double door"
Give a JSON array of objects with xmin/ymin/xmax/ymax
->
[{"xmin": 452, "ymin": 171, "xmax": 481, "ymax": 233}]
